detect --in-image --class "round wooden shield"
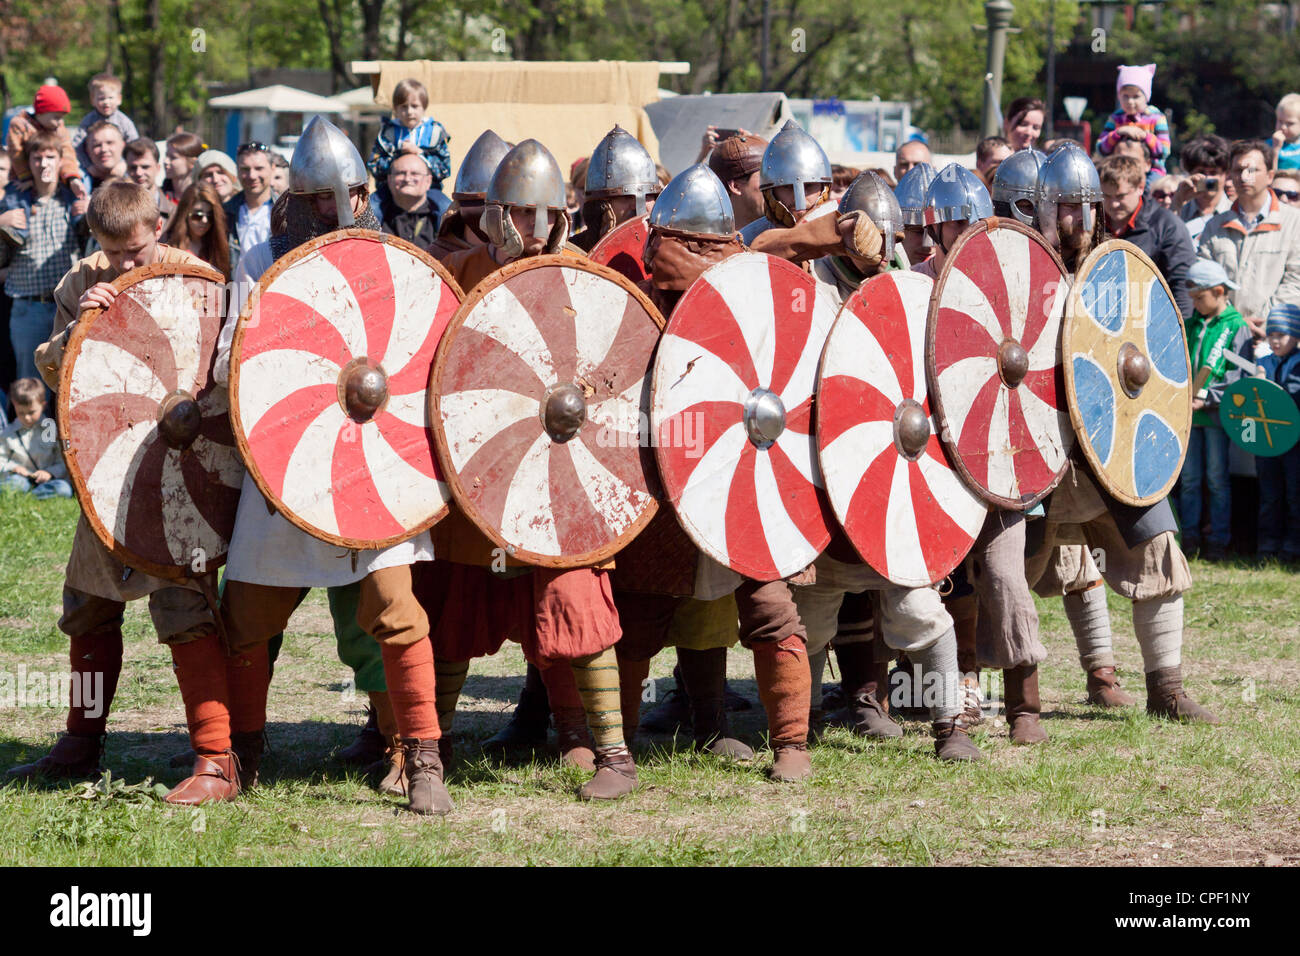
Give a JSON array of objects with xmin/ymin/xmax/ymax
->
[
  {"xmin": 817, "ymin": 271, "xmax": 988, "ymax": 586},
  {"xmin": 652, "ymin": 251, "xmax": 838, "ymax": 581},
  {"xmin": 431, "ymin": 254, "xmax": 664, "ymax": 567},
  {"xmin": 1219, "ymin": 377, "xmax": 1300, "ymax": 457},
  {"xmin": 588, "ymin": 216, "xmax": 650, "ymax": 285},
  {"xmin": 927, "ymin": 219, "xmax": 1074, "ymax": 510},
  {"xmin": 230, "ymin": 230, "xmax": 463, "ymax": 549},
  {"xmin": 1064, "ymin": 240, "xmax": 1191, "ymax": 505},
  {"xmin": 59, "ymin": 263, "xmax": 241, "ymax": 579}
]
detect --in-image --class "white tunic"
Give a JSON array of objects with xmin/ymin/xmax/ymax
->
[{"xmin": 214, "ymin": 240, "xmax": 433, "ymax": 587}]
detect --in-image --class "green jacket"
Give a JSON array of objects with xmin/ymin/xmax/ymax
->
[{"xmin": 1185, "ymin": 302, "xmax": 1251, "ymax": 427}]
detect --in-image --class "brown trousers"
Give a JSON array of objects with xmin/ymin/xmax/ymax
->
[
  {"xmin": 222, "ymin": 565, "xmax": 428, "ymax": 653},
  {"xmin": 60, "ymin": 585, "xmax": 213, "ymax": 646}
]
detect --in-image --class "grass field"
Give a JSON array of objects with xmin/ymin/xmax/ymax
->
[{"xmin": 1, "ymin": 492, "xmax": 1297, "ymax": 867}]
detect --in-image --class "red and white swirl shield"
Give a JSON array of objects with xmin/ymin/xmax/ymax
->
[
  {"xmin": 589, "ymin": 216, "xmax": 651, "ymax": 285},
  {"xmin": 817, "ymin": 271, "xmax": 988, "ymax": 586},
  {"xmin": 432, "ymin": 255, "xmax": 664, "ymax": 568},
  {"xmin": 652, "ymin": 251, "xmax": 838, "ymax": 581},
  {"xmin": 926, "ymin": 220, "xmax": 1073, "ymax": 510},
  {"xmin": 231, "ymin": 231, "xmax": 461, "ymax": 549},
  {"xmin": 60, "ymin": 264, "xmax": 242, "ymax": 579}
]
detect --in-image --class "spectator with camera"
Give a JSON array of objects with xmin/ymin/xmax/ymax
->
[{"xmin": 1174, "ymin": 135, "xmax": 1233, "ymax": 245}]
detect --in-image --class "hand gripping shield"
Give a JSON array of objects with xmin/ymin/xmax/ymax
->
[
  {"xmin": 59, "ymin": 264, "xmax": 242, "ymax": 578},
  {"xmin": 926, "ymin": 219, "xmax": 1074, "ymax": 510},
  {"xmin": 431, "ymin": 255, "xmax": 665, "ymax": 567},
  {"xmin": 230, "ymin": 230, "xmax": 462, "ymax": 548},
  {"xmin": 651, "ymin": 251, "xmax": 839, "ymax": 581},
  {"xmin": 1064, "ymin": 240, "xmax": 1192, "ymax": 504},
  {"xmin": 817, "ymin": 271, "xmax": 988, "ymax": 586}
]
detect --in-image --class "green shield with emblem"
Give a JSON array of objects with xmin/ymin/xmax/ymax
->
[{"xmin": 1219, "ymin": 377, "xmax": 1300, "ymax": 457}]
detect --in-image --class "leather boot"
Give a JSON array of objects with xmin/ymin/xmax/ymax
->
[
  {"xmin": 679, "ymin": 645, "xmax": 754, "ymax": 759},
  {"xmin": 163, "ymin": 752, "xmax": 241, "ymax": 805},
  {"xmin": 933, "ymin": 714, "xmax": 983, "ymax": 761},
  {"xmin": 1004, "ymin": 664, "xmax": 1049, "ymax": 744},
  {"xmin": 401, "ymin": 738, "xmax": 453, "ymax": 815},
  {"xmin": 483, "ymin": 664, "xmax": 550, "ymax": 753},
  {"xmin": 770, "ymin": 744, "xmax": 812, "ymax": 781},
  {"xmin": 231, "ymin": 731, "xmax": 264, "ymax": 790},
  {"xmin": 1087, "ymin": 666, "xmax": 1137, "ymax": 708},
  {"xmin": 338, "ymin": 697, "xmax": 388, "ymax": 766},
  {"xmin": 825, "ymin": 644, "xmax": 903, "ymax": 739},
  {"xmin": 690, "ymin": 692, "xmax": 754, "ymax": 759},
  {"xmin": 374, "ymin": 734, "xmax": 406, "ymax": 796},
  {"xmin": 552, "ymin": 706, "xmax": 596, "ymax": 771},
  {"xmin": 1145, "ymin": 667, "xmax": 1219, "ymax": 724},
  {"xmin": 578, "ymin": 749, "xmax": 638, "ymax": 800},
  {"xmin": 7, "ymin": 732, "xmax": 105, "ymax": 781}
]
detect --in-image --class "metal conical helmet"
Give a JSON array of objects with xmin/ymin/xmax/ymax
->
[
  {"xmin": 486, "ymin": 139, "xmax": 567, "ymax": 239},
  {"xmin": 923, "ymin": 163, "xmax": 993, "ymax": 226},
  {"xmin": 839, "ymin": 171, "xmax": 903, "ymax": 263},
  {"xmin": 1036, "ymin": 140, "xmax": 1102, "ymax": 236},
  {"xmin": 584, "ymin": 125, "xmax": 660, "ymax": 215},
  {"xmin": 289, "ymin": 115, "xmax": 368, "ymax": 227},
  {"xmin": 453, "ymin": 130, "xmax": 511, "ymax": 201},
  {"xmin": 992, "ymin": 149, "xmax": 1046, "ymax": 225},
  {"xmin": 648, "ymin": 164, "xmax": 735, "ymax": 236},
  {"xmin": 759, "ymin": 120, "xmax": 832, "ymax": 212},
  {"xmin": 894, "ymin": 163, "xmax": 936, "ymax": 226},
  {"xmin": 1036, "ymin": 140, "xmax": 1102, "ymax": 205}
]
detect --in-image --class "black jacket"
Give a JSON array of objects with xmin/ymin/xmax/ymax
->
[
  {"xmin": 373, "ymin": 187, "xmax": 447, "ymax": 253},
  {"xmin": 1112, "ymin": 194, "xmax": 1197, "ymax": 321}
]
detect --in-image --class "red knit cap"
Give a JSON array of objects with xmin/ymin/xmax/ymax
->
[{"xmin": 33, "ymin": 85, "xmax": 72, "ymax": 116}]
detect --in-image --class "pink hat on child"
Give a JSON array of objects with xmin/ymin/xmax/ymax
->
[{"xmin": 1116, "ymin": 64, "xmax": 1156, "ymax": 102}]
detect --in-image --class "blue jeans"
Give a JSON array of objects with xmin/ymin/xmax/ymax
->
[
  {"xmin": 1257, "ymin": 443, "xmax": 1300, "ymax": 557},
  {"xmin": 9, "ymin": 296, "xmax": 57, "ymax": 384},
  {"xmin": 1178, "ymin": 424, "xmax": 1231, "ymax": 548},
  {"xmin": 0, "ymin": 473, "xmax": 72, "ymax": 498}
]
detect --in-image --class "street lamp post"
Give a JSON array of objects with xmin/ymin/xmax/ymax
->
[{"xmin": 981, "ymin": 0, "xmax": 1016, "ymax": 138}]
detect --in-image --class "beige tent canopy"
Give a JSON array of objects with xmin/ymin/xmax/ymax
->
[{"xmin": 353, "ymin": 60, "xmax": 675, "ymax": 187}]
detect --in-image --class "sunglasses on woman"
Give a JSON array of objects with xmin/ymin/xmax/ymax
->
[
  {"xmin": 1276, "ymin": 188, "xmax": 1300, "ymax": 202},
  {"xmin": 188, "ymin": 210, "xmax": 212, "ymax": 222}
]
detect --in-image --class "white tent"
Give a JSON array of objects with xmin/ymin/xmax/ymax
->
[{"xmin": 207, "ymin": 84, "xmax": 345, "ymax": 113}]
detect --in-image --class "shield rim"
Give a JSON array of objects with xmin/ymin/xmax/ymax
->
[
  {"xmin": 429, "ymin": 252, "xmax": 666, "ymax": 569},
  {"xmin": 651, "ymin": 249, "xmax": 835, "ymax": 581},
  {"xmin": 1218, "ymin": 376, "xmax": 1300, "ymax": 457},
  {"xmin": 59, "ymin": 261, "xmax": 230, "ymax": 580},
  {"xmin": 229, "ymin": 228, "xmax": 465, "ymax": 551},
  {"xmin": 1063, "ymin": 238, "xmax": 1192, "ymax": 506},
  {"xmin": 816, "ymin": 269, "xmax": 987, "ymax": 586},
  {"xmin": 588, "ymin": 215, "xmax": 650, "ymax": 283},
  {"xmin": 925, "ymin": 217, "xmax": 1072, "ymax": 511}
]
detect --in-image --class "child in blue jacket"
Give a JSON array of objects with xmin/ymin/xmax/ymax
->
[{"xmin": 1256, "ymin": 303, "xmax": 1300, "ymax": 560}]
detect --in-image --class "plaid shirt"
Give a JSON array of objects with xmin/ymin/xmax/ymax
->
[{"xmin": 0, "ymin": 185, "xmax": 82, "ymax": 299}]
